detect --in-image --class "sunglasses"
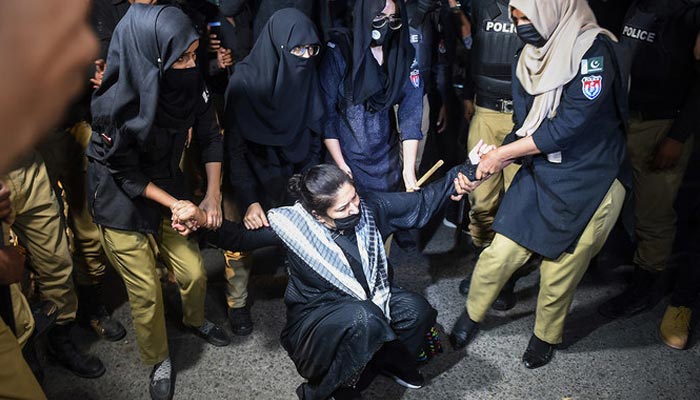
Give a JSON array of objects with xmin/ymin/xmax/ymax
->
[{"xmin": 372, "ymin": 13, "xmax": 402, "ymax": 30}]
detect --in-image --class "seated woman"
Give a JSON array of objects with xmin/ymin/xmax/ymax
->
[{"xmin": 266, "ymin": 163, "xmax": 477, "ymax": 400}]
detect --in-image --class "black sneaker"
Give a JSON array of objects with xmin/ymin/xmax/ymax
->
[
  {"xmin": 149, "ymin": 357, "xmax": 174, "ymax": 400},
  {"xmin": 189, "ymin": 319, "xmax": 230, "ymax": 347},
  {"xmin": 379, "ymin": 365, "xmax": 424, "ymax": 389},
  {"xmin": 48, "ymin": 323, "xmax": 105, "ymax": 378},
  {"xmin": 228, "ymin": 306, "xmax": 253, "ymax": 336}
]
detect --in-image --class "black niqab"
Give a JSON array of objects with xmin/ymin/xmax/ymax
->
[
  {"xmin": 329, "ymin": 0, "xmax": 415, "ymax": 113},
  {"xmin": 91, "ymin": 4, "xmax": 199, "ymax": 144},
  {"xmin": 226, "ymin": 8, "xmax": 323, "ymax": 159}
]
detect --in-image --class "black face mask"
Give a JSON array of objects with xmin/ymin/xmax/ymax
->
[
  {"xmin": 516, "ymin": 23, "xmax": 547, "ymax": 47},
  {"xmin": 333, "ymin": 209, "xmax": 362, "ymax": 231},
  {"xmin": 157, "ymin": 66, "xmax": 202, "ymax": 129},
  {"xmin": 370, "ymin": 24, "xmax": 391, "ymax": 47}
]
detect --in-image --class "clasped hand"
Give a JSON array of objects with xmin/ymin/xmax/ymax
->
[{"xmin": 170, "ymin": 200, "xmax": 206, "ymax": 236}]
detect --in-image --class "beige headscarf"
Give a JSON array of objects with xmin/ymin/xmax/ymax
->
[{"xmin": 510, "ymin": 0, "xmax": 616, "ymax": 162}]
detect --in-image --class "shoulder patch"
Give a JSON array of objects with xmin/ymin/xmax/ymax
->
[
  {"xmin": 581, "ymin": 75, "xmax": 602, "ymax": 100},
  {"xmin": 410, "ymin": 68, "xmax": 420, "ymax": 88},
  {"xmin": 580, "ymin": 56, "xmax": 604, "ymax": 75}
]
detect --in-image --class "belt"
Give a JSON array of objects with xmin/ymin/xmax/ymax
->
[{"xmin": 476, "ymin": 94, "xmax": 514, "ymax": 113}]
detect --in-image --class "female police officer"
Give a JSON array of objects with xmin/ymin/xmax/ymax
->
[{"xmin": 451, "ymin": 0, "xmax": 629, "ymax": 369}]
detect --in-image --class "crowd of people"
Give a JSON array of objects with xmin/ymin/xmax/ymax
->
[{"xmin": 0, "ymin": 0, "xmax": 698, "ymax": 399}]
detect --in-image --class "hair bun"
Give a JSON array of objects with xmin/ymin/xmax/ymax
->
[{"xmin": 287, "ymin": 174, "xmax": 304, "ymax": 196}]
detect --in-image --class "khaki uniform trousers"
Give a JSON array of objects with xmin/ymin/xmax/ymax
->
[
  {"xmin": 221, "ymin": 194, "xmax": 252, "ymax": 310},
  {"xmin": 2, "ymin": 152, "xmax": 77, "ymax": 324},
  {"xmin": 627, "ymin": 117, "xmax": 694, "ymax": 272},
  {"xmin": 0, "ymin": 316, "xmax": 46, "ymax": 400},
  {"xmin": 467, "ymin": 180, "xmax": 625, "ymax": 344},
  {"xmin": 224, "ymin": 250, "xmax": 252, "ymax": 309},
  {"xmin": 38, "ymin": 121, "xmax": 106, "ymax": 286},
  {"xmin": 98, "ymin": 218, "xmax": 206, "ymax": 364},
  {"xmin": 467, "ymin": 106, "xmax": 520, "ymax": 248}
]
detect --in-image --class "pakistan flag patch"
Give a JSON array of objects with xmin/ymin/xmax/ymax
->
[{"xmin": 580, "ymin": 56, "xmax": 604, "ymax": 75}]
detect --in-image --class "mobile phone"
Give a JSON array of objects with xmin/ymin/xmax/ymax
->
[{"xmin": 208, "ymin": 21, "xmax": 221, "ymax": 38}]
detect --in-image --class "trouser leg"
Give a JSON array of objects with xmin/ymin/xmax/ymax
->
[
  {"xmin": 0, "ymin": 316, "xmax": 46, "ymax": 400},
  {"xmin": 224, "ymin": 251, "xmax": 251, "ymax": 309},
  {"xmin": 388, "ymin": 289, "xmax": 437, "ymax": 358},
  {"xmin": 157, "ymin": 218, "xmax": 206, "ymax": 328},
  {"xmin": 627, "ymin": 118, "xmax": 694, "ymax": 272},
  {"xmin": 467, "ymin": 106, "xmax": 519, "ymax": 248},
  {"xmin": 466, "ymin": 233, "xmax": 532, "ymax": 322},
  {"xmin": 4, "ymin": 152, "xmax": 77, "ymax": 324},
  {"xmin": 534, "ymin": 180, "xmax": 625, "ymax": 344},
  {"xmin": 98, "ymin": 225, "xmax": 168, "ymax": 365},
  {"xmin": 38, "ymin": 122, "xmax": 106, "ymax": 287}
]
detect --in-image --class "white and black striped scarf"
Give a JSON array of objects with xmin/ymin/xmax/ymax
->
[{"xmin": 268, "ymin": 201, "xmax": 392, "ymax": 319}]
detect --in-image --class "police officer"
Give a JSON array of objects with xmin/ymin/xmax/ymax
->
[
  {"xmin": 599, "ymin": 0, "xmax": 700, "ymax": 319},
  {"xmin": 2, "ymin": 152, "xmax": 106, "ymax": 378},
  {"xmin": 452, "ymin": 0, "xmax": 528, "ymax": 308},
  {"xmin": 451, "ymin": 0, "xmax": 628, "ymax": 369}
]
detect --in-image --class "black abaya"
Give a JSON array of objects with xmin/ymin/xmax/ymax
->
[{"xmin": 277, "ymin": 163, "xmax": 470, "ymax": 400}]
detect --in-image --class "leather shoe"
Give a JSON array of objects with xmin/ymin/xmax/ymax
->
[
  {"xmin": 449, "ymin": 311, "xmax": 479, "ymax": 350},
  {"xmin": 189, "ymin": 320, "xmax": 230, "ymax": 347},
  {"xmin": 522, "ymin": 335, "xmax": 554, "ymax": 369},
  {"xmin": 149, "ymin": 358, "xmax": 174, "ymax": 400}
]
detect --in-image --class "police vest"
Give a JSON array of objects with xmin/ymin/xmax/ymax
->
[
  {"xmin": 471, "ymin": 0, "xmax": 522, "ymax": 100},
  {"xmin": 621, "ymin": 0, "xmax": 697, "ymax": 113}
]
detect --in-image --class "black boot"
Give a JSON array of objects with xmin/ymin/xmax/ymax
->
[
  {"xmin": 522, "ymin": 334, "xmax": 554, "ymax": 369},
  {"xmin": 598, "ymin": 266, "xmax": 659, "ymax": 319},
  {"xmin": 48, "ymin": 323, "xmax": 105, "ymax": 378},
  {"xmin": 228, "ymin": 305, "xmax": 253, "ymax": 336},
  {"xmin": 449, "ymin": 311, "xmax": 479, "ymax": 350},
  {"xmin": 77, "ymin": 284, "xmax": 126, "ymax": 342}
]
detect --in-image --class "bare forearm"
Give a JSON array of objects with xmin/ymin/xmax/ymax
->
[
  {"xmin": 499, "ymin": 136, "xmax": 540, "ymax": 160},
  {"xmin": 324, "ymin": 139, "xmax": 346, "ymax": 166},
  {"xmin": 143, "ymin": 183, "xmax": 177, "ymax": 209},
  {"xmin": 402, "ymin": 139, "xmax": 419, "ymax": 172},
  {"xmin": 204, "ymin": 162, "xmax": 222, "ymax": 198}
]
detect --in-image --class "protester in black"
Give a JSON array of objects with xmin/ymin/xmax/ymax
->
[
  {"xmin": 223, "ymin": 8, "xmax": 323, "ymax": 335},
  {"xmin": 86, "ymin": 5, "xmax": 229, "ymax": 399}
]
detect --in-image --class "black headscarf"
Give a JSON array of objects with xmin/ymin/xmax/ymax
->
[
  {"xmin": 226, "ymin": 8, "xmax": 323, "ymax": 159},
  {"xmin": 91, "ymin": 4, "xmax": 199, "ymax": 145},
  {"xmin": 330, "ymin": 0, "xmax": 415, "ymax": 113}
]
